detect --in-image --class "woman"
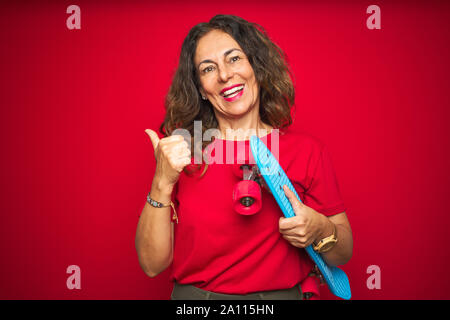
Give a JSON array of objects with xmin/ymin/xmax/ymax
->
[{"xmin": 136, "ymin": 15, "xmax": 353, "ymax": 300}]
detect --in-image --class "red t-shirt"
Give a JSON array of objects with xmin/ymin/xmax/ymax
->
[{"xmin": 169, "ymin": 127, "xmax": 346, "ymax": 295}]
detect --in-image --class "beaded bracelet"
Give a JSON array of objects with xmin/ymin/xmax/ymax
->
[{"xmin": 146, "ymin": 192, "xmax": 178, "ymax": 224}]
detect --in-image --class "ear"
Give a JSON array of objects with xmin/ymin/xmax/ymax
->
[{"xmin": 199, "ymin": 88, "xmax": 207, "ymax": 100}]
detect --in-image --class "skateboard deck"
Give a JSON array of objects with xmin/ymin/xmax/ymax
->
[{"xmin": 250, "ymin": 135, "xmax": 351, "ymax": 300}]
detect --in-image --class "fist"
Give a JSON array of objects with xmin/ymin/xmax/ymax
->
[{"xmin": 145, "ymin": 129, "xmax": 191, "ymax": 188}]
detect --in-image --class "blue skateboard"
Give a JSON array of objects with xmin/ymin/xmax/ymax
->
[{"xmin": 249, "ymin": 135, "xmax": 351, "ymax": 300}]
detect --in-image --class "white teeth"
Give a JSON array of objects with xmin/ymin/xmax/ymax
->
[
  {"xmin": 223, "ymin": 85, "xmax": 244, "ymax": 97},
  {"xmin": 226, "ymin": 91, "xmax": 240, "ymax": 99}
]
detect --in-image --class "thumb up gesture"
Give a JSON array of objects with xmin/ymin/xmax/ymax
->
[{"xmin": 145, "ymin": 129, "xmax": 191, "ymax": 191}]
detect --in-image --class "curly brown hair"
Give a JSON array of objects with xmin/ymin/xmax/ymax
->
[{"xmin": 159, "ymin": 14, "xmax": 295, "ymax": 175}]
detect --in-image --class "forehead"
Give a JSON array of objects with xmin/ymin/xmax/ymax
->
[{"xmin": 194, "ymin": 29, "xmax": 242, "ymax": 64}]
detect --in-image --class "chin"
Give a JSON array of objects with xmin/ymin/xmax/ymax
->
[
  {"xmin": 228, "ymin": 105, "xmax": 252, "ymax": 117},
  {"xmin": 234, "ymin": 97, "xmax": 256, "ymax": 109}
]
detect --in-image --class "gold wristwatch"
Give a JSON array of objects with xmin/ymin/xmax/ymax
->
[{"xmin": 312, "ymin": 222, "xmax": 338, "ymax": 253}]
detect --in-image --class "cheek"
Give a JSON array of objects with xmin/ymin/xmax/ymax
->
[
  {"xmin": 241, "ymin": 65, "xmax": 258, "ymax": 93},
  {"xmin": 247, "ymin": 75, "xmax": 259, "ymax": 98},
  {"xmin": 200, "ymin": 77, "xmax": 216, "ymax": 95}
]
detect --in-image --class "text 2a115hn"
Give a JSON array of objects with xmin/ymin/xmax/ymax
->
[{"xmin": 219, "ymin": 304, "xmax": 274, "ymax": 315}]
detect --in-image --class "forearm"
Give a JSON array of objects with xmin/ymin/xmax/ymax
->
[
  {"xmin": 316, "ymin": 214, "xmax": 353, "ymax": 267},
  {"xmin": 135, "ymin": 180, "xmax": 174, "ymax": 277}
]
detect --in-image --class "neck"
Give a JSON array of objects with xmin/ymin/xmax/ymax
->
[{"xmin": 216, "ymin": 117, "xmax": 273, "ymax": 141}]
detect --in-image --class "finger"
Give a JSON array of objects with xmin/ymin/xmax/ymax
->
[
  {"xmin": 279, "ymin": 216, "xmax": 304, "ymax": 232},
  {"xmin": 166, "ymin": 147, "xmax": 190, "ymax": 163},
  {"xmin": 171, "ymin": 152, "xmax": 191, "ymax": 164},
  {"xmin": 161, "ymin": 137, "xmax": 190, "ymax": 156},
  {"xmin": 145, "ymin": 129, "xmax": 160, "ymax": 152},
  {"xmin": 282, "ymin": 235, "xmax": 306, "ymax": 248},
  {"xmin": 163, "ymin": 134, "xmax": 186, "ymax": 143},
  {"xmin": 170, "ymin": 141, "xmax": 191, "ymax": 155},
  {"xmin": 280, "ymin": 227, "xmax": 307, "ymax": 238},
  {"xmin": 283, "ymin": 185, "xmax": 303, "ymax": 211},
  {"xmin": 303, "ymin": 237, "xmax": 316, "ymax": 248},
  {"xmin": 174, "ymin": 148, "xmax": 191, "ymax": 159},
  {"xmin": 174, "ymin": 157, "xmax": 192, "ymax": 172},
  {"xmin": 285, "ymin": 233, "xmax": 311, "ymax": 246},
  {"xmin": 181, "ymin": 157, "xmax": 192, "ymax": 166},
  {"xmin": 283, "ymin": 185, "xmax": 301, "ymax": 203}
]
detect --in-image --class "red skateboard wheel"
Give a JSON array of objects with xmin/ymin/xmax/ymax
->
[{"xmin": 232, "ymin": 180, "xmax": 262, "ymax": 215}]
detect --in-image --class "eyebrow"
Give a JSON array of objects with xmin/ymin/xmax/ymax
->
[{"xmin": 197, "ymin": 48, "xmax": 243, "ymax": 69}]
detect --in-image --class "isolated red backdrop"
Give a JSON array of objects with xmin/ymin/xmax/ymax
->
[{"xmin": 1, "ymin": 0, "xmax": 449, "ymax": 300}]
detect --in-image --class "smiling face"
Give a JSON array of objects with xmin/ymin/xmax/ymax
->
[{"xmin": 194, "ymin": 29, "xmax": 260, "ymax": 121}]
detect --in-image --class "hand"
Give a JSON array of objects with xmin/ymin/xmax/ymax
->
[
  {"xmin": 279, "ymin": 185, "xmax": 332, "ymax": 248},
  {"xmin": 145, "ymin": 129, "xmax": 191, "ymax": 190}
]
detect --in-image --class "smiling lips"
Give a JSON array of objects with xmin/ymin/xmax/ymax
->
[{"xmin": 221, "ymin": 84, "xmax": 245, "ymax": 102}]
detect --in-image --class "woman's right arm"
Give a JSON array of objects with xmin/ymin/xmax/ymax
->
[
  {"xmin": 135, "ymin": 130, "xmax": 191, "ymax": 278},
  {"xmin": 135, "ymin": 178, "xmax": 174, "ymax": 278}
]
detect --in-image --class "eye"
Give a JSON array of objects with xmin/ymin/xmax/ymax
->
[
  {"xmin": 202, "ymin": 65, "xmax": 215, "ymax": 73},
  {"xmin": 230, "ymin": 56, "xmax": 241, "ymax": 63}
]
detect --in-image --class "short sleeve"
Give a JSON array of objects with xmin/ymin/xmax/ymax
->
[{"xmin": 303, "ymin": 146, "xmax": 346, "ymax": 216}]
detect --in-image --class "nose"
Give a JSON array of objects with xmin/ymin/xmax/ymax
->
[{"xmin": 218, "ymin": 63, "xmax": 233, "ymax": 83}]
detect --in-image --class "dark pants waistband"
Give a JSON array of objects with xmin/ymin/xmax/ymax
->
[{"xmin": 171, "ymin": 282, "xmax": 303, "ymax": 300}]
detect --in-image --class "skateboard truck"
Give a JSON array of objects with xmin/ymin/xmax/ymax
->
[{"xmin": 232, "ymin": 164, "xmax": 262, "ymax": 215}]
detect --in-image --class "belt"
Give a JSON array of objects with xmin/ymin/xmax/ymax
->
[{"xmin": 171, "ymin": 282, "xmax": 303, "ymax": 300}]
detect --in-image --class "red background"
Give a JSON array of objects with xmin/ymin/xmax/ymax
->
[{"xmin": 1, "ymin": 0, "xmax": 449, "ymax": 300}]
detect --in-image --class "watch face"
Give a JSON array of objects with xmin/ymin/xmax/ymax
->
[{"xmin": 321, "ymin": 240, "xmax": 338, "ymax": 252}]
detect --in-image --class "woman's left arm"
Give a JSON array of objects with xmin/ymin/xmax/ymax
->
[{"xmin": 279, "ymin": 185, "xmax": 353, "ymax": 267}]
